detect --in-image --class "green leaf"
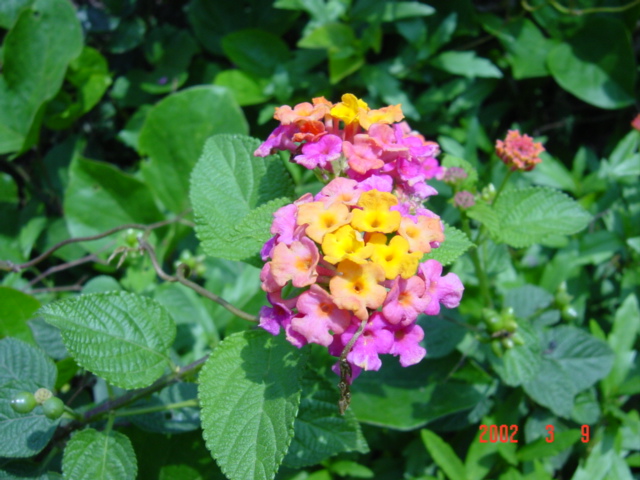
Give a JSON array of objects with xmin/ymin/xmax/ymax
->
[
  {"xmin": 430, "ymin": 51, "xmax": 503, "ymax": 78},
  {"xmin": 222, "ymin": 29, "xmax": 290, "ymax": 78},
  {"xmin": 190, "ymin": 134, "xmax": 295, "ymax": 267},
  {"xmin": 64, "ymin": 156, "xmax": 163, "ymax": 252},
  {"xmin": 382, "ymin": 2, "xmax": 435, "ymax": 21},
  {"xmin": 423, "ymin": 223, "xmax": 474, "ymax": 266},
  {"xmin": 504, "ymin": 285, "xmax": 553, "ymax": 319},
  {"xmin": 350, "ymin": 357, "xmax": 483, "ymax": 430},
  {"xmin": 0, "ymin": 379, "xmax": 59, "ymax": 458},
  {"xmin": 419, "ymin": 314, "xmax": 467, "ymax": 359},
  {"xmin": 486, "ymin": 321, "xmax": 541, "ymax": 387},
  {"xmin": 0, "ymin": 337, "xmax": 56, "ymax": 387},
  {"xmin": 491, "ymin": 187, "xmax": 592, "ymax": 248},
  {"xmin": 284, "ymin": 370, "xmax": 368, "ymax": 468},
  {"xmin": 198, "ymin": 330, "xmax": 304, "ymax": 480},
  {"xmin": 214, "ymin": 70, "xmax": 269, "ymax": 106},
  {"xmin": 0, "ymin": 0, "xmax": 82, "ymax": 154},
  {"xmin": 523, "ymin": 152, "xmax": 577, "ymax": 193},
  {"xmin": 517, "ymin": 430, "xmax": 581, "ymax": 461},
  {"xmin": 186, "ymin": 0, "xmax": 297, "ymax": 55},
  {"xmin": 524, "ymin": 326, "xmax": 614, "ymax": 418},
  {"xmin": 44, "ymin": 46, "xmax": 112, "ymax": 130},
  {"xmin": 602, "ymin": 294, "xmax": 640, "ymax": 396},
  {"xmin": 62, "ymin": 429, "xmax": 137, "ymax": 480},
  {"xmin": 138, "ymin": 86, "xmax": 248, "ymax": 213},
  {"xmin": 0, "ymin": 0, "xmax": 33, "ymax": 28},
  {"xmin": 482, "ymin": 16, "xmax": 553, "ymax": 79},
  {"xmin": 421, "ymin": 429, "xmax": 466, "ymax": 480},
  {"xmin": 547, "ymin": 17, "xmax": 635, "ymax": 109},
  {"xmin": 0, "ymin": 286, "xmax": 40, "ymax": 345},
  {"xmin": 40, "ymin": 292, "xmax": 176, "ymax": 389}
]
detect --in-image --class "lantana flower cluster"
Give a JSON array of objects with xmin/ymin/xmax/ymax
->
[
  {"xmin": 255, "ymin": 94, "xmax": 443, "ymax": 208},
  {"xmin": 255, "ymin": 94, "xmax": 463, "ymax": 381}
]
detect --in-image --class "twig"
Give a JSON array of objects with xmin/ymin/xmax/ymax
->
[
  {"xmin": 82, "ymin": 355, "xmax": 208, "ymax": 424},
  {"xmin": 138, "ymin": 238, "xmax": 258, "ymax": 322},
  {"xmin": 26, "ymin": 253, "xmax": 107, "ymax": 288},
  {"xmin": 0, "ymin": 211, "xmax": 191, "ymax": 273},
  {"xmin": 338, "ymin": 318, "xmax": 368, "ymax": 415}
]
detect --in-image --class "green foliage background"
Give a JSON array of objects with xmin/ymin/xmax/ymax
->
[{"xmin": 0, "ymin": 0, "xmax": 639, "ymax": 479}]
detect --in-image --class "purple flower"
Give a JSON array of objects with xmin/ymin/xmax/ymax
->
[
  {"xmin": 254, "ymin": 124, "xmax": 298, "ymax": 157},
  {"xmin": 329, "ymin": 313, "xmax": 394, "ymax": 371},
  {"xmin": 417, "ymin": 260, "xmax": 464, "ymax": 315},
  {"xmin": 293, "ymin": 134, "xmax": 342, "ymax": 169}
]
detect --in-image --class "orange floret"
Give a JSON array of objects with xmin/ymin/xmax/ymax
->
[{"xmin": 297, "ymin": 201, "xmax": 351, "ymax": 244}]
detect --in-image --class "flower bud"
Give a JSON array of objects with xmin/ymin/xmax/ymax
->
[{"xmin": 34, "ymin": 388, "xmax": 53, "ymax": 404}]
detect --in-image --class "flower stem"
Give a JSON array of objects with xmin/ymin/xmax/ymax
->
[
  {"xmin": 114, "ymin": 399, "xmax": 199, "ymax": 418},
  {"xmin": 462, "ymin": 216, "xmax": 494, "ymax": 309}
]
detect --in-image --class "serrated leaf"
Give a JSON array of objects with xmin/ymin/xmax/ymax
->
[
  {"xmin": 190, "ymin": 134, "xmax": 295, "ymax": 267},
  {"xmin": 0, "ymin": 379, "xmax": 59, "ymax": 458},
  {"xmin": 0, "ymin": 337, "xmax": 56, "ymax": 387},
  {"xmin": 40, "ymin": 292, "xmax": 176, "ymax": 389},
  {"xmin": 493, "ymin": 187, "xmax": 592, "ymax": 248},
  {"xmin": 421, "ymin": 429, "xmax": 466, "ymax": 480},
  {"xmin": 138, "ymin": 86, "xmax": 248, "ymax": 213},
  {"xmin": 198, "ymin": 330, "xmax": 304, "ymax": 480},
  {"xmin": 524, "ymin": 326, "xmax": 614, "ymax": 418},
  {"xmin": 486, "ymin": 321, "xmax": 541, "ymax": 387},
  {"xmin": 603, "ymin": 294, "xmax": 640, "ymax": 396},
  {"xmin": 284, "ymin": 370, "xmax": 368, "ymax": 468},
  {"xmin": 62, "ymin": 429, "xmax": 137, "ymax": 480},
  {"xmin": 423, "ymin": 223, "xmax": 474, "ymax": 266}
]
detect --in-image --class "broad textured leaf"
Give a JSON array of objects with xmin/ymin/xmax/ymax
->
[
  {"xmin": 0, "ymin": 337, "xmax": 56, "ymax": 387},
  {"xmin": 423, "ymin": 223, "xmax": 474, "ymax": 266},
  {"xmin": 0, "ymin": 0, "xmax": 82, "ymax": 154},
  {"xmin": 190, "ymin": 135, "xmax": 295, "ymax": 267},
  {"xmin": 486, "ymin": 322, "xmax": 541, "ymax": 387},
  {"xmin": 221, "ymin": 29, "xmax": 290, "ymax": 77},
  {"xmin": 492, "ymin": 187, "xmax": 592, "ymax": 248},
  {"xmin": 138, "ymin": 86, "xmax": 248, "ymax": 213},
  {"xmin": 524, "ymin": 326, "xmax": 614, "ymax": 418},
  {"xmin": 431, "ymin": 51, "xmax": 502, "ymax": 78},
  {"xmin": 64, "ymin": 157, "xmax": 163, "ymax": 252},
  {"xmin": 284, "ymin": 370, "xmax": 368, "ymax": 468},
  {"xmin": 62, "ymin": 429, "xmax": 137, "ymax": 480},
  {"xmin": 198, "ymin": 330, "xmax": 304, "ymax": 480},
  {"xmin": 0, "ymin": 287, "xmax": 40, "ymax": 345},
  {"xmin": 523, "ymin": 358, "xmax": 574, "ymax": 418},
  {"xmin": 40, "ymin": 292, "xmax": 176, "ymax": 389},
  {"xmin": 547, "ymin": 16, "xmax": 635, "ymax": 109},
  {"xmin": 350, "ymin": 357, "xmax": 483, "ymax": 430},
  {"xmin": 421, "ymin": 430, "xmax": 466, "ymax": 480},
  {"xmin": 0, "ymin": 379, "xmax": 59, "ymax": 458}
]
